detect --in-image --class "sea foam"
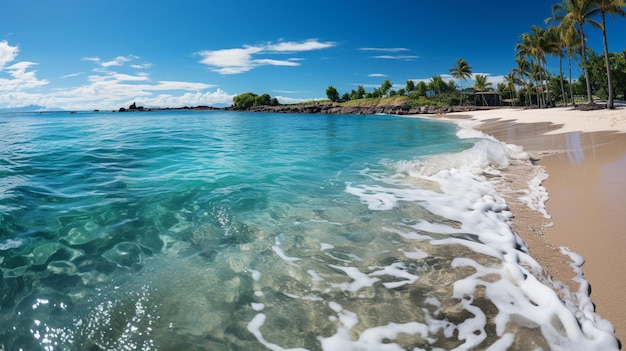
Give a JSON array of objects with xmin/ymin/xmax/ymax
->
[{"xmin": 337, "ymin": 124, "xmax": 619, "ymax": 350}]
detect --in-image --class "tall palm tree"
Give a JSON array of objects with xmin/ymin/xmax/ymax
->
[
  {"xmin": 514, "ymin": 57, "xmax": 532, "ymax": 106},
  {"xmin": 551, "ymin": 0, "xmax": 599, "ymax": 104},
  {"xmin": 545, "ymin": 25, "xmax": 568, "ymax": 105},
  {"xmin": 593, "ymin": 0, "xmax": 626, "ymax": 109},
  {"xmin": 504, "ymin": 70, "xmax": 519, "ymax": 105},
  {"xmin": 530, "ymin": 61, "xmax": 548, "ymax": 107},
  {"xmin": 473, "ymin": 74, "xmax": 493, "ymax": 106},
  {"xmin": 563, "ymin": 24, "xmax": 582, "ymax": 105},
  {"xmin": 449, "ymin": 58, "xmax": 472, "ymax": 106},
  {"xmin": 516, "ymin": 26, "xmax": 552, "ymax": 107}
]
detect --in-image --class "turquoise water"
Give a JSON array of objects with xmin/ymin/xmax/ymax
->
[{"xmin": 0, "ymin": 110, "xmax": 618, "ymax": 350}]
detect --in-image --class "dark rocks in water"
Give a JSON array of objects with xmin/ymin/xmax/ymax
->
[{"xmin": 119, "ymin": 102, "xmax": 145, "ymax": 112}]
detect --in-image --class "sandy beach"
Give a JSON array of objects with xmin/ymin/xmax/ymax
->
[{"xmin": 445, "ymin": 106, "xmax": 626, "ymax": 345}]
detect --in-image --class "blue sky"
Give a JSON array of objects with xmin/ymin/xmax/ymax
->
[{"xmin": 1, "ymin": 0, "xmax": 625, "ymax": 110}]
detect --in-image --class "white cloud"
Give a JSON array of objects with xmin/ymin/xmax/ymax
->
[
  {"xmin": 198, "ymin": 39, "xmax": 335, "ymax": 75},
  {"xmin": 0, "ymin": 45, "xmax": 226, "ymax": 110},
  {"xmin": 0, "ymin": 41, "xmax": 19, "ymax": 69},
  {"xmin": 359, "ymin": 47, "xmax": 418, "ymax": 60},
  {"xmin": 359, "ymin": 47, "xmax": 409, "ymax": 53},
  {"xmin": 275, "ymin": 95, "xmax": 323, "ymax": 104},
  {"xmin": 101, "ymin": 55, "xmax": 137, "ymax": 67},
  {"xmin": 110, "ymin": 72, "xmax": 150, "ymax": 82},
  {"xmin": 440, "ymin": 74, "xmax": 455, "ymax": 81},
  {"xmin": 82, "ymin": 55, "xmax": 140, "ymax": 68},
  {"xmin": 267, "ymin": 39, "xmax": 335, "ymax": 52},
  {"xmin": 131, "ymin": 63, "xmax": 153, "ymax": 69},
  {"xmin": 483, "ymin": 74, "xmax": 505, "ymax": 86},
  {"xmin": 82, "ymin": 57, "xmax": 100, "ymax": 63},
  {"xmin": 62, "ymin": 72, "xmax": 84, "ymax": 78},
  {"xmin": 142, "ymin": 89, "xmax": 234, "ymax": 107},
  {"xmin": 0, "ymin": 61, "xmax": 49, "ymax": 91},
  {"xmin": 368, "ymin": 73, "xmax": 388, "ymax": 77},
  {"xmin": 254, "ymin": 58, "xmax": 300, "ymax": 67},
  {"xmin": 371, "ymin": 55, "xmax": 420, "ymax": 60}
]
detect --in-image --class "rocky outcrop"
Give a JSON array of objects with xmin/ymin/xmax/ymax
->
[{"xmin": 229, "ymin": 102, "xmax": 475, "ymax": 115}]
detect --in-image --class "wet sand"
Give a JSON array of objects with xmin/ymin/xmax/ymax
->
[{"xmin": 445, "ymin": 107, "xmax": 626, "ymax": 345}]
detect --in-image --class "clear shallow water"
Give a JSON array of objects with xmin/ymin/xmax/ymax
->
[{"xmin": 0, "ymin": 110, "xmax": 618, "ymax": 350}]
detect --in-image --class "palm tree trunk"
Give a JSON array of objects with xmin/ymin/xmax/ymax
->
[
  {"xmin": 510, "ymin": 88, "xmax": 516, "ymax": 106},
  {"xmin": 579, "ymin": 26, "xmax": 593, "ymax": 104},
  {"xmin": 543, "ymin": 63, "xmax": 551, "ymax": 107},
  {"xmin": 568, "ymin": 53, "xmax": 575, "ymax": 105},
  {"xmin": 559, "ymin": 54, "xmax": 567, "ymax": 106},
  {"xmin": 600, "ymin": 13, "xmax": 614, "ymax": 109}
]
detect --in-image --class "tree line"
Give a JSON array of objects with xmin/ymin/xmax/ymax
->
[
  {"xmin": 512, "ymin": 0, "xmax": 625, "ymax": 109},
  {"xmin": 233, "ymin": 0, "xmax": 625, "ymax": 110}
]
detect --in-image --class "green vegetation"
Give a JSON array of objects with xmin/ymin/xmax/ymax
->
[
  {"xmin": 449, "ymin": 59, "xmax": 473, "ymax": 106},
  {"xmin": 234, "ymin": 1, "xmax": 626, "ymax": 112},
  {"xmin": 232, "ymin": 92, "xmax": 279, "ymax": 109}
]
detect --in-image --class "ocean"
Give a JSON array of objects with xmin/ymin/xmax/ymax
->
[{"xmin": 0, "ymin": 110, "xmax": 618, "ymax": 350}]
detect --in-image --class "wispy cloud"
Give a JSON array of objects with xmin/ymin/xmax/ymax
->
[
  {"xmin": 368, "ymin": 73, "xmax": 388, "ymax": 78},
  {"xmin": 62, "ymin": 72, "xmax": 84, "ymax": 78},
  {"xmin": 371, "ymin": 55, "xmax": 420, "ymax": 60},
  {"xmin": 82, "ymin": 55, "xmax": 143, "ymax": 68},
  {"xmin": 198, "ymin": 39, "xmax": 336, "ymax": 75},
  {"xmin": 359, "ymin": 47, "xmax": 419, "ymax": 61},
  {"xmin": 359, "ymin": 47, "xmax": 410, "ymax": 53},
  {"xmin": 267, "ymin": 39, "xmax": 335, "ymax": 52}
]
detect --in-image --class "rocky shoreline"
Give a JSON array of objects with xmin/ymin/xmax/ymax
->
[
  {"xmin": 226, "ymin": 102, "xmax": 476, "ymax": 115},
  {"xmin": 113, "ymin": 101, "xmax": 494, "ymax": 115}
]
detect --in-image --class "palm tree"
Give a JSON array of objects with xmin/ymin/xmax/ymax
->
[
  {"xmin": 563, "ymin": 24, "xmax": 582, "ymax": 105},
  {"xmin": 504, "ymin": 71, "xmax": 519, "ymax": 105},
  {"xmin": 551, "ymin": 0, "xmax": 599, "ymax": 104},
  {"xmin": 429, "ymin": 75, "xmax": 445, "ymax": 102},
  {"xmin": 473, "ymin": 74, "xmax": 493, "ymax": 106},
  {"xmin": 593, "ymin": 0, "xmax": 626, "ymax": 109},
  {"xmin": 530, "ymin": 61, "xmax": 548, "ymax": 107},
  {"xmin": 515, "ymin": 26, "xmax": 553, "ymax": 106},
  {"xmin": 545, "ymin": 25, "xmax": 568, "ymax": 105},
  {"xmin": 449, "ymin": 58, "xmax": 472, "ymax": 106},
  {"xmin": 514, "ymin": 57, "xmax": 532, "ymax": 106}
]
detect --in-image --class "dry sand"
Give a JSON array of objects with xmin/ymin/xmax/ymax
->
[{"xmin": 445, "ymin": 106, "xmax": 626, "ymax": 345}]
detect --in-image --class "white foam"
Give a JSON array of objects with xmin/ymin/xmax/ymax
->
[
  {"xmin": 369, "ymin": 262, "xmax": 418, "ymax": 289},
  {"xmin": 272, "ymin": 243, "xmax": 301, "ymax": 264},
  {"xmin": 328, "ymin": 265, "xmax": 380, "ymax": 293},
  {"xmin": 245, "ymin": 119, "xmax": 618, "ymax": 350},
  {"xmin": 519, "ymin": 165, "xmax": 551, "ymax": 219},
  {"xmin": 247, "ymin": 313, "xmax": 309, "ymax": 351},
  {"xmin": 341, "ymin": 123, "xmax": 619, "ymax": 349}
]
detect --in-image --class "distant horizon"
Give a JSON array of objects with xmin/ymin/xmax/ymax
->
[{"xmin": 2, "ymin": 0, "xmax": 625, "ymax": 111}]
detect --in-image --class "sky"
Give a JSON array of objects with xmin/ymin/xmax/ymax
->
[{"xmin": 1, "ymin": 0, "xmax": 625, "ymax": 111}]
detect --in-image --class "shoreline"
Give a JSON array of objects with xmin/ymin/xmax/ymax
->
[{"xmin": 442, "ymin": 106, "xmax": 626, "ymax": 345}]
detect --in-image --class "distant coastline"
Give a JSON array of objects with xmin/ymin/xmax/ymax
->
[{"xmin": 110, "ymin": 101, "xmax": 492, "ymax": 116}]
